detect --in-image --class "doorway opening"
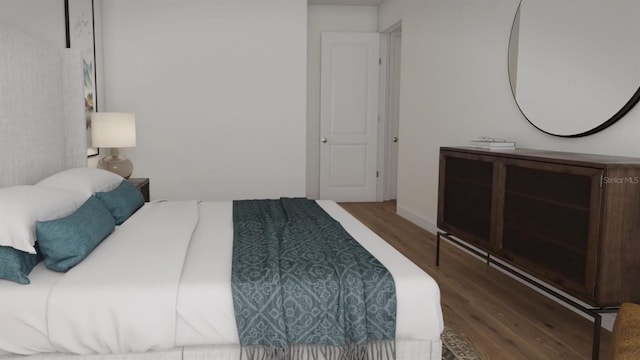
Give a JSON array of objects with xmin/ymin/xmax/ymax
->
[{"xmin": 380, "ymin": 24, "xmax": 402, "ymax": 201}]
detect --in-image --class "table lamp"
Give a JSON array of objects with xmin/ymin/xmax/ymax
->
[{"xmin": 91, "ymin": 112, "xmax": 136, "ymax": 179}]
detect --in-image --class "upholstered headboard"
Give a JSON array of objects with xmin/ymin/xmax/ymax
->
[{"xmin": 0, "ymin": 24, "xmax": 86, "ymax": 187}]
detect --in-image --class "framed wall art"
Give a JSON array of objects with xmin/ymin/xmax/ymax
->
[{"xmin": 65, "ymin": 0, "xmax": 99, "ymax": 157}]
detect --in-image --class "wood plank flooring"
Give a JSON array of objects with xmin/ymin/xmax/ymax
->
[{"xmin": 339, "ymin": 201, "xmax": 612, "ymax": 360}]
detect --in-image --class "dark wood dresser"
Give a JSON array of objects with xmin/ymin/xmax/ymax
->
[{"xmin": 438, "ymin": 146, "xmax": 640, "ymax": 307}]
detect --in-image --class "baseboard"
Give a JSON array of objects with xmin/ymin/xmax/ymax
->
[{"xmin": 395, "ymin": 205, "xmax": 439, "ymax": 235}]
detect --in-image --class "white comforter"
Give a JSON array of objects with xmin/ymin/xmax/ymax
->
[
  {"xmin": 0, "ymin": 200, "xmax": 443, "ymax": 356},
  {"xmin": 48, "ymin": 201, "xmax": 199, "ymax": 354}
]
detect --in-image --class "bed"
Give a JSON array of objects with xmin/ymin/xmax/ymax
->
[{"xmin": 0, "ymin": 24, "xmax": 444, "ymax": 360}]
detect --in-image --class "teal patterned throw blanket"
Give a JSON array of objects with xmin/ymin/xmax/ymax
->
[{"xmin": 232, "ymin": 198, "xmax": 397, "ymax": 360}]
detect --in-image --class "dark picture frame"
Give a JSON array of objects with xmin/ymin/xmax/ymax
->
[{"xmin": 65, "ymin": 0, "xmax": 99, "ymax": 157}]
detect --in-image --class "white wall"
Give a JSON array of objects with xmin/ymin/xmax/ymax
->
[
  {"xmin": 101, "ymin": 0, "xmax": 307, "ymax": 201},
  {"xmin": 0, "ymin": 0, "xmax": 66, "ymax": 48},
  {"xmin": 378, "ymin": 0, "xmax": 640, "ymax": 232},
  {"xmin": 306, "ymin": 5, "xmax": 378, "ymax": 199}
]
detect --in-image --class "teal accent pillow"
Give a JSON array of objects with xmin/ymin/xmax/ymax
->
[
  {"xmin": 36, "ymin": 196, "xmax": 115, "ymax": 272},
  {"xmin": 0, "ymin": 245, "xmax": 41, "ymax": 284},
  {"xmin": 95, "ymin": 180, "xmax": 145, "ymax": 225}
]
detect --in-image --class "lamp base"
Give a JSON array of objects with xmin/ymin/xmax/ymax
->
[{"xmin": 97, "ymin": 154, "xmax": 133, "ymax": 179}]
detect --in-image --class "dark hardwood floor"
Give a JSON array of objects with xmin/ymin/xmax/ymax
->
[{"xmin": 339, "ymin": 201, "xmax": 612, "ymax": 360}]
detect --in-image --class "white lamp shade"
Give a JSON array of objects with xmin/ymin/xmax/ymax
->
[{"xmin": 91, "ymin": 112, "xmax": 136, "ymax": 148}]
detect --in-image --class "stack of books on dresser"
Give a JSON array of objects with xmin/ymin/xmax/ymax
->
[{"xmin": 469, "ymin": 137, "xmax": 516, "ymax": 149}]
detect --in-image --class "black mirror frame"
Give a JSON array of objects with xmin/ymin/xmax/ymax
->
[{"xmin": 507, "ymin": 1, "xmax": 640, "ymax": 138}]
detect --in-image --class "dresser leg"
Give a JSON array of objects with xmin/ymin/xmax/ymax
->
[
  {"xmin": 592, "ymin": 314, "xmax": 601, "ymax": 360},
  {"xmin": 436, "ymin": 232, "xmax": 441, "ymax": 267}
]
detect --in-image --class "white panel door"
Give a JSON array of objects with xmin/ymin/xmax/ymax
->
[{"xmin": 319, "ymin": 32, "xmax": 380, "ymax": 202}]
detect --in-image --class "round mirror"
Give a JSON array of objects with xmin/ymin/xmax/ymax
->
[{"xmin": 508, "ymin": 0, "xmax": 640, "ymax": 137}]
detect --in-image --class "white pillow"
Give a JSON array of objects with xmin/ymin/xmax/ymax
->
[
  {"xmin": 0, "ymin": 185, "xmax": 85, "ymax": 254},
  {"xmin": 37, "ymin": 167, "xmax": 124, "ymax": 199}
]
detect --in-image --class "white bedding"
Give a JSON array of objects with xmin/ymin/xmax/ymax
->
[
  {"xmin": 48, "ymin": 201, "xmax": 199, "ymax": 354},
  {"xmin": 0, "ymin": 200, "xmax": 443, "ymax": 359}
]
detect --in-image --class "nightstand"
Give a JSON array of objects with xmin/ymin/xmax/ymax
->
[{"xmin": 128, "ymin": 178, "xmax": 150, "ymax": 202}]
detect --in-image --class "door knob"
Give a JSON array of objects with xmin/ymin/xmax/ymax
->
[
  {"xmin": 393, "ymin": 136, "xmax": 399, "ymax": 143},
  {"xmin": 321, "ymin": 138, "xmax": 327, "ymax": 143}
]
